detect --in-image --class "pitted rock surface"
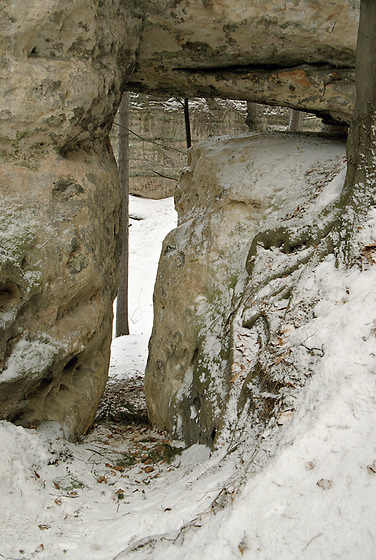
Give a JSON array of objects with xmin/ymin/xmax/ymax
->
[
  {"xmin": 0, "ymin": 0, "xmax": 359, "ymax": 437},
  {"xmin": 0, "ymin": 0, "xmax": 140, "ymax": 437}
]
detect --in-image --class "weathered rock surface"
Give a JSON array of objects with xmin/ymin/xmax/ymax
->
[
  {"xmin": 0, "ymin": 0, "xmax": 360, "ymax": 437},
  {"xmin": 128, "ymin": 0, "xmax": 360, "ymax": 124},
  {"xmin": 0, "ymin": 0, "xmax": 140, "ymax": 437},
  {"xmin": 145, "ymin": 132, "xmax": 347, "ymax": 445},
  {"xmin": 0, "ymin": 146, "xmax": 122, "ymax": 438}
]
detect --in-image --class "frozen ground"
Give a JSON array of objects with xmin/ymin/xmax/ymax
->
[{"xmin": 1, "ymin": 142, "xmax": 376, "ymax": 559}]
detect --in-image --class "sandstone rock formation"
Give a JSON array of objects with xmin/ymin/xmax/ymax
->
[
  {"xmin": 0, "ymin": 0, "xmax": 359, "ymax": 438},
  {"xmin": 122, "ymin": 96, "xmax": 323, "ymax": 199},
  {"xmin": 128, "ymin": 0, "xmax": 360, "ymax": 124},
  {"xmin": 0, "ymin": 148, "xmax": 121, "ymax": 438},
  {"xmin": 0, "ymin": 0, "xmax": 141, "ymax": 437},
  {"xmin": 145, "ymin": 132, "xmax": 347, "ymax": 445}
]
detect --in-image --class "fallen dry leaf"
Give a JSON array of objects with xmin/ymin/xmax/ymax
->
[
  {"xmin": 231, "ymin": 371, "xmax": 241, "ymax": 383},
  {"xmin": 238, "ymin": 541, "xmax": 248, "ymax": 555},
  {"xmin": 276, "ymin": 411, "xmax": 294, "ymax": 425},
  {"xmin": 38, "ymin": 524, "xmax": 51, "ymax": 530},
  {"xmin": 317, "ymin": 479, "xmax": 333, "ymax": 490},
  {"xmin": 273, "ymin": 352, "xmax": 288, "ymax": 366}
]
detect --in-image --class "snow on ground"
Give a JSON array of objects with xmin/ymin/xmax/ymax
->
[
  {"xmin": 1, "ymin": 147, "xmax": 376, "ymax": 559},
  {"xmin": 110, "ymin": 196, "xmax": 177, "ymax": 380}
]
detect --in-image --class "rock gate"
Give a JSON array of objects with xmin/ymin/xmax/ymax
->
[{"xmin": 0, "ymin": 0, "xmax": 359, "ymax": 440}]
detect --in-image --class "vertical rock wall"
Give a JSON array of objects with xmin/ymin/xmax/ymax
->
[{"xmin": 0, "ymin": 0, "xmax": 142, "ymax": 438}]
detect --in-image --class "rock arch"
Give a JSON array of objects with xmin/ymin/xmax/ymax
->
[{"xmin": 0, "ymin": 0, "xmax": 359, "ymax": 438}]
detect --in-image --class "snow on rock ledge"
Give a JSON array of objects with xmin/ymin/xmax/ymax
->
[{"xmin": 145, "ymin": 132, "xmax": 347, "ymax": 446}]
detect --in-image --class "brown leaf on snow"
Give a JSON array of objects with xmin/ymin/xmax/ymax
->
[
  {"xmin": 273, "ymin": 352, "xmax": 289, "ymax": 366},
  {"xmin": 231, "ymin": 371, "xmax": 241, "ymax": 383},
  {"xmin": 143, "ymin": 466, "xmax": 154, "ymax": 473},
  {"xmin": 367, "ymin": 461, "xmax": 376, "ymax": 474},
  {"xmin": 238, "ymin": 541, "xmax": 248, "ymax": 555},
  {"xmin": 97, "ymin": 476, "xmax": 108, "ymax": 483},
  {"xmin": 53, "ymin": 481, "xmax": 60, "ymax": 490},
  {"xmin": 34, "ymin": 470, "xmax": 40, "ymax": 479},
  {"xmin": 317, "ymin": 478, "xmax": 333, "ymax": 490},
  {"xmin": 38, "ymin": 524, "xmax": 51, "ymax": 530},
  {"xmin": 362, "ymin": 243, "xmax": 376, "ymax": 265},
  {"xmin": 276, "ymin": 411, "xmax": 294, "ymax": 425},
  {"xmin": 271, "ymin": 336, "xmax": 287, "ymax": 347}
]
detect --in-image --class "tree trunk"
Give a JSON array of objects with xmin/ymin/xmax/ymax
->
[
  {"xmin": 289, "ymin": 109, "xmax": 303, "ymax": 132},
  {"xmin": 344, "ymin": 0, "xmax": 376, "ymax": 205},
  {"xmin": 245, "ymin": 101, "xmax": 258, "ymax": 131},
  {"xmin": 184, "ymin": 98, "xmax": 192, "ymax": 149},
  {"xmin": 338, "ymin": 0, "xmax": 376, "ymax": 260},
  {"xmin": 115, "ymin": 93, "xmax": 130, "ymax": 337}
]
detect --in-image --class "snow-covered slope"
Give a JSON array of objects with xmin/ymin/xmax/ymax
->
[{"xmin": 1, "ymin": 139, "xmax": 376, "ymax": 559}]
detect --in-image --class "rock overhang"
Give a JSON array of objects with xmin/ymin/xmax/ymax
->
[{"xmin": 127, "ymin": 0, "xmax": 360, "ymax": 123}]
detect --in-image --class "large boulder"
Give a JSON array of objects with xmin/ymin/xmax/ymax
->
[
  {"xmin": 0, "ymin": 147, "xmax": 121, "ymax": 438},
  {"xmin": 145, "ymin": 132, "xmax": 347, "ymax": 445},
  {"xmin": 0, "ymin": 0, "xmax": 141, "ymax": 437}
]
